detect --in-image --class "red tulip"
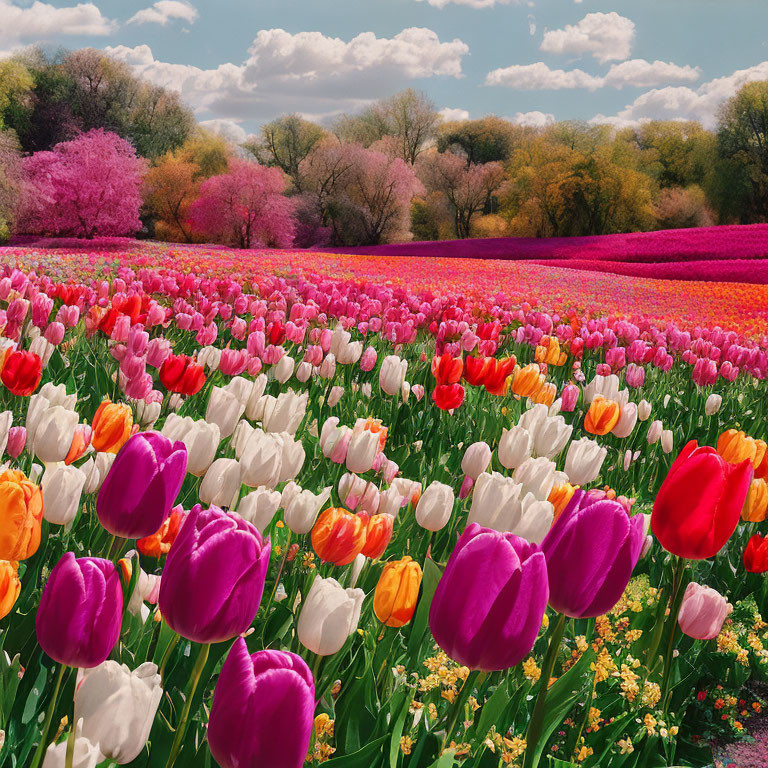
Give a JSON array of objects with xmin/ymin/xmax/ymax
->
[
  {"xmin": 463, "ymin": 356, "xmax": 491, "ymax": 386},
  {"xmin": 431, "ymin": 353, "xmax": 463, "ymax": 386},
  {"xmin": 743, "ymin": 534, "xmax": 768, "ymax": 573},
  {"xmin": 1, "ymin": 350, "xmax": 43, "ymax": 396},
  {"xmin": 651, "ymin": 440, "xmax": 753, "ymax": 559},
  {"xmin": 482, "ymin": 357, "xmax": 516, "ymax": 396},
  {"xmin": 432, "ymin": 383, "xmax": 465, "ymax": 411},
  {"xmin": 159, "ymin": 353, "xmax": 206, "ymax": 396}
]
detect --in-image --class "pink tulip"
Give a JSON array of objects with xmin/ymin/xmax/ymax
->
[{"xmin": 677, "ymin": 582, "xmax": 731, "ymax": 640}]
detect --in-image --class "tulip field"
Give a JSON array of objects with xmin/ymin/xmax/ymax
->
[{"xmin": 0, "ymin": 239, "xmax": 767, "ymax": 768}]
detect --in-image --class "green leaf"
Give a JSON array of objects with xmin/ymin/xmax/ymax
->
[
  {"xmin": 526, "ymin": 648, "xmax": 596, "ymax": 768},
  {"xmin": 322, "ymin": 734, "xmax": 389, "ymax": 768},
  {"xmin": 474, "ymin": 680, "xmax": 512, "ymax": 740},
  {"xmin": 406, "ymin": 556, "xmax": 442, "ymax": 663},
  {"xmin": 427, "ymin": 748, "xmax": 457, "ymax": 768},
  {"xmin": 388, "ymin": 687, "xmax": 415, "ymax": 768}
]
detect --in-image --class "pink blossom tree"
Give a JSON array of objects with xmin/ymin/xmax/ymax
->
[
  {"xmin": 188, "ymin": 159, "xmax": 296, "ymax": 249},
  {"xmin": 20, "ymin": 129, "xmax": 145, "ymax": 238}
]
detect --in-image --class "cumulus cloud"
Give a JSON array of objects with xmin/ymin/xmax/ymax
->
[
  {"xmin": 0, "ymin": 0, "xmax": 115, "ymax": 48},
  {"xmin": 593, "ymin": 60, "xmax": 768, "ymax": 128},
  {"xmin": 199, "ymin": 118, "xmax": 248, "ymax": 143},
  {"xmin": 128, "ymin": 1, "xmax": 198, "ymax": 26},
  {"xmin": 540, "ymin": 12, "xmax": 635, "ymax": 63},
  {"xmin": 106, "ymin": 28, "xmax": 468, "ymax": 123},
  {"xmin": 415, "ymin": 0, "xmax": 519, "ymax": 8},
  {"xmin": 485, "ymin": 62, "xmax": 604, "ymax": 90},
  {"xmin": 439, "ymin": 107, "xmax": 471, "ymax": 121},
  {"xmin": 486, "ymin": 59, "xmax": 700, "ymax": 91},
  {"xmin": 511, "ymin": 110, "xmax": 555, "ymax": 127}
]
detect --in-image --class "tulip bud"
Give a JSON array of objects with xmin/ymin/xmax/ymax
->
[
  {"xmin": 647, "ymin": 420, "xmax": 663, "ymax": 444},
  {"xmin": 373, "ymin": 556, "xmax": 422, "ymax": 627},
  {"xmin": 0, "ymin": 468, "xmax": 43, "ymax": 560},
  {"xmin": 498, "ymin": 426, "xmax": 532, "ymax": 470},
  {"xmin": 208, "ymin": 638, "xmax": 315, "ymax": 768},
  {"xmin": 273, "ymin": 354, "xmax": 295, "ymax": 384},
  {"xmin": 705, "ymin": 393, "xmax": 722, "ymax": 416},
  {"xmin": 461, "ymin": 441, "xmax": 492, "ymax": 479},
  {"xmin": 236, "ymin": 487, "xmax": 282, "ymax": 533},
  {"xmin": 42, "ymin": 463, "xmax": 86, "ymax": 525},
  {"xmin": 379, "ymin": 355, "xmax": 407, "ymax": 396},
  {"xmin": 200, "ymin": 458, "xmax": 241, "ymax": 508},
  {"xmin": 638, "ymin": 399, "xmax": 652, "ymax": 421},
  {"xmin": 415, "ymin": 481, "xmax": 455, "ymax": 531},
  {"xmin": 327, "ymin": 386, "xmax": 344, "ymax": 408},
  {"xmin": 677, "ymin": 582, "xmax": 731, "ymax": 640},
  {"xmin": 611, "ymin": 402, "xmax": 638, "ymax": 439},
  {"xmin": 661, "ymin": 429, "xmax": 674, "ymax": 454},
  {"xmin": 42, "ymin": 722, "xmax": 101, "ymax": 768},
  {"xmin": 75, "ymin": 661, "xmax": 162, "ymax": 763},
  {"xmin": 297, "ymin": 576, "xmax": 364, "ymax": 655}
]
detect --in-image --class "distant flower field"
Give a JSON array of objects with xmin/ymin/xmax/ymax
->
[{"xmin": 0, "ymin": 238, "xmax": 766, "ymax": 768}]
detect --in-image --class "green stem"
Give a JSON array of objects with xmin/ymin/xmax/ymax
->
[
  {"xmin": 64, "ymin": 719, "xmax": 77, "ymax": 768},
  {"xmin": 165, "ymin": 642, "xmax": 211, "ymax": 768},
  {"xmin": 441, "ymin": 669, "xmax": 484, "ymax": 750},
  {"xmin": 159, "ymin": 632, "xmax": 181, "ymax": 686},
  {"xmin": 661, "ymin": 557, "xmax": 688, "ymax": 712},
  {"xmin": 29, "ymin": 663, "xmax": 67, "ymax": 768},
  {"xmin": 523, "ymin": 613, "xmax": 567, "ymax": 768}
]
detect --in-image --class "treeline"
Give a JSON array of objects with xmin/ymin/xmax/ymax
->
[{"xmin": 2, "ymin": 47, "xmax": 768, "ymax": 246}]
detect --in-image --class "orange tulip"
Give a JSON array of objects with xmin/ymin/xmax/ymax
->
[
  {"xmin": 373, "ymin": 555, "xmax": 422, "ymax": 627},
  {"xmin": 65, "ymin": 424, "xmax": 92, "ymax": 465},
  {"xmin": 584, "ymin": 397, "xmax": 621, "ymax": 436},
  {"xmin": 361, "ymin": 513, "xmax": 394, "ymax": 560},
  {"xmin": 742, "ymin": 478, "xmax": 768, "ymax": 523},
  {"xmin": 756, "ymin": 448, "xmax": 768, "ymax": 481},
  {"xmin": 91, "ymin": 399, "xmax": 133, "ymax": 454},
  {"xmin": 549, "ymin": 483, "xmax": 577, "ymax": 522},
  {"xmin": 137, "ymin": 506, "xmax": 185, "ymax": 557},
  {"xmin": 311, "ymin": 507, "xmax": 367, "ymax": 566},
  {"xmin": 0, "ymin": 560, "xmax": 20, "ymax": 620},
  {"xmin": 532, "ymin": 381, "xmax": 557, "ymax": 407},
  {"xmin": 483, "ymin": 357, "xmax": 516, "ymax": 396},
  {"xmin": 511, "ymin": 363, "xmax": 542, "ymax": 398},
  {"xmin": 717, "ymin": 429, "xmax": 763, "ymax": 468},
  {"xmin": 0, "ymin": 469, "xmax": 44, "ymax": 561}
]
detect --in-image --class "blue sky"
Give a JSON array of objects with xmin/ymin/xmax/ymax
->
[{"xmin": 2, "ymin": 0, "xmax": 767, "ymax": 139}]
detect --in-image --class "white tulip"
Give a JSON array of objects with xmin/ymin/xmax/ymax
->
[
  {"xmin": 532, "ymin": 415, "xmax": 572, "ymax": 460},
  {"xmin": 327, "ymin": 386, "xmax": 344, "ymax": 407},
  {"xmin": 273, "ymin": 433, "xmax": 305, "ymax": 484},
  {"xmin": 513, "ymin": 457, "xmax": 557, "ymax": 500},
  {"xmin": 564, "ymin": 438, "xmax": 607, "ymax": 485},
  {"xmin": 461, "ymin": 441, "xmax": 492, "ymax": 479},
  {"xmin": 29, "ymin": 336, "xmax": 55, "ymax": 367},
  {"xmin": 346, "ymin": 421, "xmax": 380, "ymax": 474},
  {"xmin": 197, "ymin": 345, "xmax": 221, "ymax": 371},
  {"xmin": 261, "ymin": 390, "xmax": 308, "ymax": 434},
  {"xmin": 318, "ymin": 353, "xmax": 336, "ymax": 380},
  {"xmin": 80, "ymin": 452, "xmax": 116, "ymax": 494},
  {"xmin": 206, "ymin": 386, "xmax": 245, "ymax": 439},
  {"xmin": 705, "ymin": 393, "xmax": 722, "ymax": 416},
  {"xmin": 133, "ymin": 398, "xmax": 161, "ymax": 429},
  {"xmin": 511, "ymin": 494, "xmax": 555, "ymax": 544},
  {"xmin": 349, "ymin": 553, "xmax": 367, "ymax": 588},
  {"xmin": 379, "ymin": 355, "xmax": 407, "ymax": 396},
  {"xmin": 41, "ymin": 463, "xmax": 85, "ymax": 525},
  {"xmin": 284, "ymin": 486, "xmax": 332, "ymax": 534},
  {"xmin": 497, "ymin": 426, "xmax": 532, "ymax": 470},
  {"xmin": 584, "ymin": 374, "xmax": 620, "ymax": 404},
  {"xmin": 29, "ymin": 405, "xmax": 78, "ymax": 463},
  {"xmin": 273, "ymin": 354, "xmax": 295, "ymax": 384},
  {"xmin": 611, "ymin": 402, "xmax": 638, "ymax": 439},
  {"xmin": 638, "ymin": 399, "xmax": 652, "ymax": 421},
  {"xmin": 75, "ymin": 661, "xmax": 162, "ymax": 764},
  {"xmin": 467, "ymin": 472, "xmax": 522, "ymax": 530},
  {"xmin": 339, "ymin": 472, "xmax": 367, "ymax": 509},
  {"xmin": 297, "ymin": 576, "xmax": 365, "ymax": 656},
  {"xmin": 379, "ymin": 486, "xmax": 404, "ymax": 517},
  {"xmin": 240, "ymin": 429, "xmax": 282, "ymax": 488},
  {"xmin": 647, "ymin": 419, "xmax": 663, "ymax": 444},
  {"xmin": 401, "ymin": 380, "xmax": 410, "ymax": 403},
  {"xmin": 199, "ymin": 458, "xmax": 241, "ymax": 508},
  {"xmin": 222, "ymin": 376, "xmax": 254, "ymax": 406},
  {"xmin": 161, "ymin": 416, "xmax": 220, "ymax": 476},
  {"xmin": 296, "ymin": 361, "xmax": 313, "ymax": 382},
  {"xmin": 236, "ymin": 487, "xmax": 282, "ymax": 533},
  {"xmin": 231, "ymin": 419, "xmax": 255, "ymax": 459},
  {"xmin": 518, "ymin": 403, "xmax": 548, "ymax": 436},
  {"xmin": 661, "ymin": 429, "xmax": 674, "ymax": 454},
  {"xmin": 42, "ymin": 722, "xmax": 101, "ymax": 768},
  {"xmin": 320, "ymin": 418, "xmax": 351, "ymax": 462},
  {"xmin": 243, "ymin": 374, "xmax": 269, "ymax": 420},
  {"xmin": 0, "ymin": 410, "xmax": 11, "ymax": 456},
  {"xmin": 415, "ymin": 481, "xmax": 455, "ymax": 531}
]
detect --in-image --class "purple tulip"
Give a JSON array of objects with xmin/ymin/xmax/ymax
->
[
  {"xmin": 541, "ymin": 490, "xmax": 645, "ymax": 618},
  {"xmin": 158, "ymin": 506, "xmax": 270, "ymax": 643},
  {"xmin": 35, "ymin": 553, "xmax": 123, "ymax": 667},
  {"xmin": 208, "ymin": 638, "xmax": 315, "ymax": 768},
  {"xmin": 428, "ymin": 523, "xmax": 549, "ymax": 671},
  {"xmin": 97, "ymin": 431, "xmax": 187, "ymax": 538}
]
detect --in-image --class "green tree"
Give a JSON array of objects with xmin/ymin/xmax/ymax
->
[
  {"xmin": 436, "ymin": 116, "xmax": 526, "ymax": 167},
  {"xmin": 0, "ymin": 60, "xmax": 34, "ymax": 130}
]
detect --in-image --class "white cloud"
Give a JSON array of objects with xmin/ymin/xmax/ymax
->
[
  {"xmin": 106, "ymin": 28, "xmax": 468, "ymax": 123},
  {"xmin": 0, "ymin": 0, "xmax": 115, "ymax": 47},
  {"xmin": 199, "ymin": 118, "xmax": 248, "ymax": 143},
  {"xmin": 593, "ymin": 60, "xmax": 768, "ymax": 128},
  {"xmin": 540, "ymin": 12, "xmax": 635, "ymax": 63},
  {"xmin": 486, "ymin": 62, "xmax": 603, "ymax": 90},
  {"xmin": 486, "ymin": 59, "xmax": 700, "ymax": 91},
  {"xmin": 128, "ymin": 1, "xmax": 198, "ymax": 26},
  {"xmin": 415, "ymin": 0, "xmax": 519, "ymax": 8},
  {"xmin": 511, "ymin": 110, "xmax": 555, "ymax": 127},
  {"xmin": 603, "ymin": 59, "xmax": 700, "ymax": 89},
  {"xmin": 527, "ymin": 14, "xmax": 536, "ymax": 36},
  {"xmin": 439, "ymin": 107, "xmax": 471, "ymax": 121}
]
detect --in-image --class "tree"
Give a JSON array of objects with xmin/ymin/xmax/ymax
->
[
  {"xmin": 177, "ymin": 130, "xmax": 232, "ymax": 179},
  {"xmin": 188, "ymin": 159, "xmax": 296, "ymax": 249},
  {"xmin": 20, "ymin": 129, "xmax": 146, "ymax": 238},
  {"xmin": 418, "ymin": 151, "xmax": 504, "ymax": 238},
  {"xmin": 716, "ymin": 80, "xmax": 768, "ymax": 221},
  {"xmin": 654, "ymin": 186, "xmax": 714, "ymax": 229},
  {"xmin": 143, "ymin": 154, "xmax": 200, "ymax": 242},
  {"xmin": 245, "ymin": 115, "xmax": 326, "ymax": 190},
  {"xmin": 436, "ymin": 116, "xmax": 524, "ymax": 167},
  {"xmin": 334, "ymin": 89, "xmax": 439, "ymax": 164},
  {"xmin": 0, "ymin": 60, "xmax": 34, "ymax": 131},
  {"xmin": 0, "ymin": 132, "xmax": 25, "ymax": 241}
]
